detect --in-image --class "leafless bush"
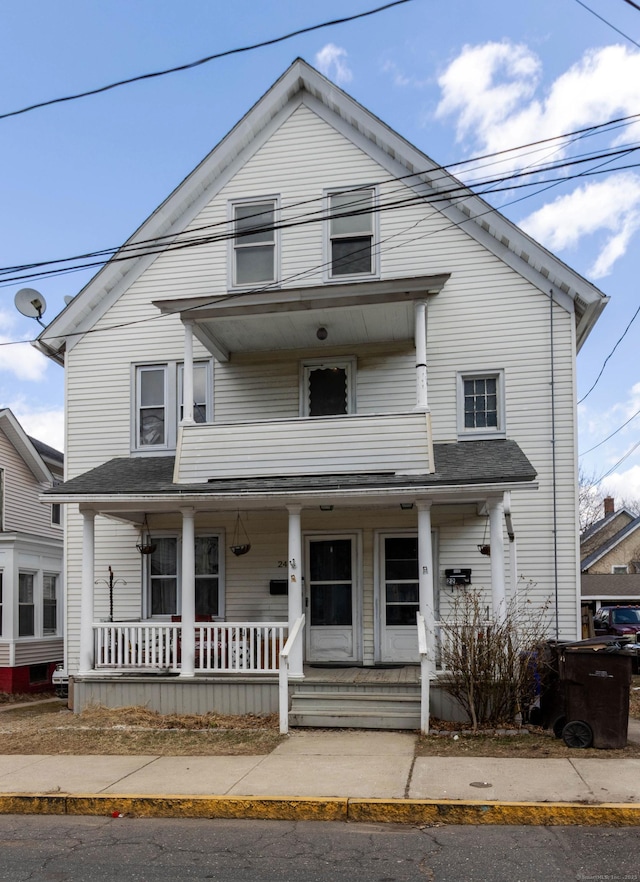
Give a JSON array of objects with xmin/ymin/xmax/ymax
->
[{"xmin": 438, "ymin": 586, "xmax": 551, "ymax": 729}]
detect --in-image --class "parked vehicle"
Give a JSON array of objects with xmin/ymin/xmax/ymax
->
[{"xmin": 593, "ymin": 606, "xmax": 640, "ymax": 639}]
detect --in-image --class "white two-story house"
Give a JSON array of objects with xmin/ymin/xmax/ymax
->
[
  {"xmin": 38, "ymin": 59, "xmax": 607, "ymax": 730},
  {"xmin": 0, "ymin": 409, "xmax": 63, "ymax": 692}
]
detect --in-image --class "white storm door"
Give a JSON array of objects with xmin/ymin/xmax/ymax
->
[
  {"xmin": 306, "ymin": 535, "xmax": 359, "ymax": 663},
  {"xmin": 380, "ymin": 534, "xmax": 421, "ymax": 663}
]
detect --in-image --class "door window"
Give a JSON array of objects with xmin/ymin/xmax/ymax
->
[
  {"xmin": 384, "ymin": 537, "xmax": 419, "ymax": 626},
  {"xmin": 309, "ymin": 539, "xmax": 353, "ymax": 626}
]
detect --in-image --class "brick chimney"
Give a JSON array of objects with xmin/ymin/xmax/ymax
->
[{"xmin": 604, "ymin": 496, "xmax": 615, "ymax": 516}]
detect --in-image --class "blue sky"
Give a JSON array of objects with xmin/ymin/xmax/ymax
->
[{"xmin": 1, "ymin": 0, "xmax": 639, "ymax": 502}]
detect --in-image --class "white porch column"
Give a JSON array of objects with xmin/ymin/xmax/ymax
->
[
  {"xmin": 79, "ymin": 509, "xmax": 96, "ymax": 675},
  {"xmin": 182, "ymin": 319, "xmax": 194, "ymax": 425},
  {"xmin": 180, "ymin": 507, "xmax": 196, "ymax": 677},
  {"xmin": 287, "ymin": 505, "xmax": 304, "ymax": 679},
  {"xmin": 489, "ymin": 497, "xmax": 507, "ymax": 623},
  {"xmin": 414, "ymin": 300, "xmax": 429, "ymax": 412},
  {"xmin": 417, "ymin": 502, "xmax": 435, "ymax": 627}
]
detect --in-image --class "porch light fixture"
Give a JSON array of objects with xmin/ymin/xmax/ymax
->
[
  {"xmin": 230, "ymin": 511, "xmax": 251, "ymax": 556},
  {"xmin": 319, "ymin": 505, "xmax": 333, "ymax": 511},
  {"xmin": 316, "ymin": 326, "xmax": 328, "ymax": 340},
  {"xmin": 136, "ymin": 514, "xmax": 157, "ymax": 555},
  {"xmin": 400, "ymin": 502, "xmax": 414, "ymax": 510}
]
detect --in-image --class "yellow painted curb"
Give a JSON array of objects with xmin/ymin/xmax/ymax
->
[
  {"xmin": 349, "ymin": 798, "xmax": 640, "ymax": 827},
  {"xmin": 0, "ymin": 794, "xmax": 638, "ymax": 825},
  {"xmin": 0, "ymin": 794, "xmax": 347, "ymax": 822}
]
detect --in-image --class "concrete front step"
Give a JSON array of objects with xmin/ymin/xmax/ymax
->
[{"xmin": 289, "ymin": 689, "xmax": 421, "ymax": 730}]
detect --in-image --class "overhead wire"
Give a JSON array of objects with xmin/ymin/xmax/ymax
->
[
  {"xmin": 572, "ymin": 0, "xmax": 640, "ymax": 49},
  {"xmin": 0, "ymin": 0, "xmax": 414, "ymax": 122}
]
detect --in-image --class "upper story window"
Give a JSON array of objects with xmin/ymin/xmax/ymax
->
[
  {"xmin": 457, "ymin": 370, "xmax": 505, "ymax": 439},
  {"xmin": 231, "ymin": 198, "xmax": 278, "ymax": 288},
  {"xmin": 133, "ymin": 360, "xmax": 212, "ymax": 452},
  {"xmin": 327, "ymin": 188, "xmax": 377, "ymax": 279},
  {"xmin": 301, "ymin": 358, "xmax": 356, "ymax": 417}
]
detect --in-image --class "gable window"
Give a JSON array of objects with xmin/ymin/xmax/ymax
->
[
  {"xmin": 43, "ymin": 574, "xmax": 58, "ymax": 635},
  {"xmin": 18, "ymin": 573, "xmax": 35, "ymax": 637},
  {"xmin": 612, "ymin": 565, "xmax": 628, "ymax": 574},
  {"xmin": 457, "ymin": 370, "xmax": 505, "ymax": 438},
  {"xmin": 147, "ymin": 535, "xmax": 222, "ymax": 618},
  {"xmin": 327, "ymin": 188, "xmax": 376, "ymax": 279},
  {"xmin": 232, "ymin": 199, "xmax": 277, "ymax": 287},
  {"xmin": 302, "ymin": 359, "xmax": 355, "ymax": 417},
  {"xmin": 133, "ymin": 360, "xmax": 213, "ymax": 452}
]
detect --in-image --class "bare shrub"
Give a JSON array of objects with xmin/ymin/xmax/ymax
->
[{"xmin": 438, "ymin": 586, "xmax": 551, "ymax": 730}]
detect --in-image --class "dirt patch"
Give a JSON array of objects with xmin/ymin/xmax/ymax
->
[
  {"xmin": 0, "ymin": 692, "xmax": 56, "ymax": 705},
  {"xmin": 416, "ymin": 728, "xmax": 640, "ymax": 758},
  {"xmin": 0, "ymin": 702, "xmax": 283, "ymax": 756}
]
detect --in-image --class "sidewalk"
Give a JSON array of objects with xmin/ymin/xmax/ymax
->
[{"xmin": 0, "ymin": 724, "xmax": 639, "ymax": 825}]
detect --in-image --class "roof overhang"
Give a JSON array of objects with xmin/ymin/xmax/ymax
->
[{"xmin": 152, "ymin": 274, "xmax": 449, "ymax": 361}]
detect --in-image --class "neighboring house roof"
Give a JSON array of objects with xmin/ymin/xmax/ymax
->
[
  {"xmin": 580, "ymin": 508, "xmax": 636, "ymax": 544},
  {"xmin": 580, "ymin": 515, "xmax": 640, "ymax": 571},
  {"xmin": 35, "ymin": 58, "xmax": 607, "ymax": 366},
  {"xmin": 0, "ymin": 408, "xmax": 61, "ymax": 484},
  {"xmin": 43, "ymin": 439, "xmax": 536, "ymax": 500},
  {"xmin": 581, "ymin": 573, "xmax": 640, "ymax": 597}
]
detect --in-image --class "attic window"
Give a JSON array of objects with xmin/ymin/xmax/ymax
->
[
  {"xmin": 612, "ymin": 565, "xmax": 628, "ymax": 574},
  {"xmin": 232, "ymin": 199, "xmax": 277, "ymax": 287},
  {"xmin": 327, "ymin": 188, "xmax": 377, "ymax": 278}
]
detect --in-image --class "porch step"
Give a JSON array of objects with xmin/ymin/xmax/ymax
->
[{"xmin": 288, "ymin": 689, "xmax": 421, "ymax": 730}]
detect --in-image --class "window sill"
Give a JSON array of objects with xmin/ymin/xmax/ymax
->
[{"xmin": 456, "ymin": 431, "xmax": 507, "ymax": 442}]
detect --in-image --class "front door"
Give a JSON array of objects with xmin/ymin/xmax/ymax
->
[
  {"xmin": 379, "ymin": 533, "xmax": 425, "ymax": 663},
  {"xmin": 305, "ymin": 535, "xmax": 359, "ymax": 663}
]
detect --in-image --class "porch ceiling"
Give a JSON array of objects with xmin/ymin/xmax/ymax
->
[{"xmin": 152, "ymin": 274, "xmax": 449, "ymax": 361}]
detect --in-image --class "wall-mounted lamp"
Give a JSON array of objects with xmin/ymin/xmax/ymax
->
[
  {"xmin": 320, "ymin": 504, "xmax": 334, "ymax": 511},
  {"xmin": 400, "ymin": 502, "xmax": 414, "ymax": 510},
  {"xmin": 316, "ymin": 326, "xmax": 328, "ymax": 341}
]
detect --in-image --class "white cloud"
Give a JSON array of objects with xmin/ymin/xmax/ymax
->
[
  {"xmin": 521, "ymin": 174, "xmax": 640, "ymax": 278},
  {"xmin": 435, "ymin": 41, "xmax": 640, "ymax": 273},
  {"xmin": 315, "ymin": 44, "xmax": 353, "ymax": 86},
  {"xmin": 2, "ymin": 397, "xmax": 64, "ymax": 452},
  {"xmin": 601, "ymin": 465, "xmax": 640, "ymax": 505},
  {"xmin": 382, "ymin": 60, "xmax": 430, "ymax": 89},
  {"xmin": 0, "ymin": 310, "xmax": 48, "ymax": 381}
]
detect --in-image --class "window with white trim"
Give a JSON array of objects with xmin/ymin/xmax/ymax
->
[
  {"xmin": 133, "ymin": 360, "xmax": 212, "ymax": 451},
  {"xmin": 612, "ymin": 565, "xmax": 628, "ymax": 574},
  {"xmin": 327, "ymin": 188, "xmax": 377, "ymax": 279},
  {"xmin": 301, "ymin": 358, "xmax": 356, "ymax": 417},
  {"xmin": 18, "ymin": 572, "xmax": 35, "ymax": 637},
  {"xmin": 231, "ymin": 198, "xmax": 278, "ymax": 287},
  {"xmin": 43, "ymin": 573, "xmax": 58, "ymax": 635},
  {"xmin": 457, "ymin": 370, "xmax": 505, "ymax": 438},
  {"xmin": 147, "ymin": 535, "xmax": 222, "ymax": 618}
]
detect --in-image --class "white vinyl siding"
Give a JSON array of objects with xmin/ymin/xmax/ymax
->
[
  {"xmin": 61, "ymin": 97, "xmax": 584, "ymax": 662},
  {"xmin": 0, "ymin": 430, "xmax": 61, "ymax": 539}
]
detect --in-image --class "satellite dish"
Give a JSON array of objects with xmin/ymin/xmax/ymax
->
[{"xmin": 15, "ymin": 288, "xmax": 47, "ymax": 320}]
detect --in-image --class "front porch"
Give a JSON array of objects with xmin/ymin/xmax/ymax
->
[{"xmin": 71, "ymin": 618, "xmax": 472, "ymax": 730}]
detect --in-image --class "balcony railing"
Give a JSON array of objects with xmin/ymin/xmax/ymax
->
[
  {"xmin": 94, "ymin": 622, "xmax": 288, "ymax": 674},
  {"xmin": 175, "ymin": 411, "xmax": 431, "ymax": 483}
]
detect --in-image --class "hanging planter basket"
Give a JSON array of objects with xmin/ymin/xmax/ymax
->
[
  {"xmin": 477, "ymin": 544, "xmax": 491, "ymax": 556},
  {"xmin": 230, "ymin": 512, "xmax": 251, "ymax": 557},
  {"xmin": 136, "ymin": 514, "xmax": 157, "ymax": 555}
]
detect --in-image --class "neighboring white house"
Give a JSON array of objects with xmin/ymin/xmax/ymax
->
[
  {"xmin": 37, "ymin": 59, "xmax": 607, "ymax": 729},
  {"xmin": 0, "ymin": 408, "xmax": 64, "ymax": 692}
]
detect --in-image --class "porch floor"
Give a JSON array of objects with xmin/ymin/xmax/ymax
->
[{"xmin": 302, "ymin": 664, "xmax": 420, "ymax": 685}]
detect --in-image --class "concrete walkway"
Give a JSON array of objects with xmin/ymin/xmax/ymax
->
[{"xmin": 0, "ymin": 725, "xmax": 639, "ymax": 825}]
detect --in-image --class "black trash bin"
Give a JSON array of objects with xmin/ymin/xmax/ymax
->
[{"xmin": 558, "ymin": 644, "xmax": 632, "ymax": 749}]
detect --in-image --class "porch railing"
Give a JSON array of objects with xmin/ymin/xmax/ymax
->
[
  {"xmin": 94, "ymin": 621, "xmax": 288, "ymax": 673},
  {"xmin": 279, "ymin": 614, "xmax": 305, "ymax": 734}
]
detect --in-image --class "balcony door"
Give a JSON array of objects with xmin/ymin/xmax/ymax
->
[{"xmin": 305, "ymin": 535, "xmax": 360, "ymax": 663}]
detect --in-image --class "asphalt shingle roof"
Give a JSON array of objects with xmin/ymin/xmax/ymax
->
[{"xmin": 44, "ymin": 439, "xmax": 536, "ymax": 498}]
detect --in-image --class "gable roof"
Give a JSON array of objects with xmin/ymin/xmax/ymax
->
[
  {"xmin": 35, "ymin": 58, "xmax": 608, "ymax": 364},
  {"xmin": 581, "ymin": 514, "xmax": 640, "ymax": 571},
  {"xmin": 580, "ymin": 508, "xmax": 637, "ymax": 544},
  {"xmin": 0, "ymin": 408, "xmax": 61, "ymax": 484}
]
